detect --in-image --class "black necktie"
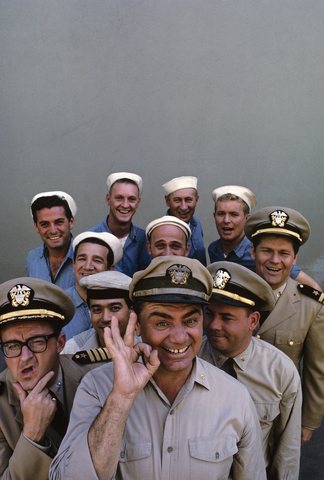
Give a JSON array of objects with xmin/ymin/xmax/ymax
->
[
  {"xmin": 221, "ymin": 358, "xmax": 237, "ymax": 379},
  {"xmin": 49, "ymin": 392, "xmax": 69, "ymax": 438}
]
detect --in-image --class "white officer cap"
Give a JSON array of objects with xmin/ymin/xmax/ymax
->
[
  {"xmin": 212, "ymin": 185, "xmax": 256, "ymax": 212},
  {"xmin": 31, "ymin": 191, "xmax": 77, "ymax": 217},
  {"xmin": 72, "ymin": 232, "xmax": 123, "ymax": 266},
  {"xmin": 80, "ymin": 271, "xmax": 131, "ymax": 300},
  {"xmin": 162, "ymin": 176, "xmax": 198, "ymax": 196},
  {"xmin": 106, "ymin": 172, "xmax": 143, "ymax": 194},
  {"xmin": 146, "ymin": 215, "xmax": 192, "ymax": 240}
]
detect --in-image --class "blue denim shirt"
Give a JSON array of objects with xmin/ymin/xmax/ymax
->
[
  {"xmin": 63, "ymin": 286, "xmax": 91, "ymax": 340},
  {"xmin": 89, "ymin": 216, "xmax": 151, "ymax": 277},
  {"xmin": 208, "ymin": 235, "xmax": 301, "ymax": 278},
  {"xmin": 25, "ymin": 238, "xmax": 75, "ymax": 290}
]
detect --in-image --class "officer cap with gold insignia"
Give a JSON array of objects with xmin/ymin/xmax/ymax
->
[
  {"xmin": 212, "ymin": 185, "xmax": 256, "ymax": 212},
  {"xmin": 145, "ymin": 215, "xmax": 192, "ymax": 240},
  {"xmin": 208, "ymin": 262, "xmax": 275, "ymax": 311},
  {"xmin": 245, "ymin": 206, "xmax": 310, "ymax": 245},
  {"xmin": 0, "ymin": 277, "xmax": 75, "ymax": 328},
  {"xmin": 129, "ymin": 256, "xmax": 212, "ymax": 305},
  {"xmin": 79, "ymin": 271, "xmax": 131, "ymax": 302},
  {"xmin": 162, "ymin": 176, "xmax": 198, "ymax": 196},
  {"xmin": 106, "ymin": 172, "xmax": 143, "ymax": 194},
  {"xmin": 31, "ymin": 191, "xmax": 77, "ymax": 218},
  {"xmin": 72, "ymin": 231, "xmax": 123, "ymax": 266}
]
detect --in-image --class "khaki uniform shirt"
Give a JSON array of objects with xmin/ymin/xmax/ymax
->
[
  {"xmin": 50, "ymin": 357, "xmax": 266, "ymax": 480},
  {"xmin": 199, "ymin": 337, "xmax": 302, "ymax": 480},
  {"xmin": 0, "ymin": 356, "xmax": 96, "ymax": 480},
  {"xmin": 255, "ymin": 277, "xmax": 324, "ymax": 429}
]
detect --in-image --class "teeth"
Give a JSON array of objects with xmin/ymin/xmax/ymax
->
[{"xmin": 166, "ymin": 346, "xmax": 188, "ymax": 354}]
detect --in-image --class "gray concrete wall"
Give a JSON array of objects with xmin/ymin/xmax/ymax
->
[{"xmin": 1, "ymin": 1, "xmax": 324, "ymax": 285}]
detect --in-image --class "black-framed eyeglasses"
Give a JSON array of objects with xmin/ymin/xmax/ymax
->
[{"xmin": 1, "ymin": 332, "xmax": 59, "ymax": 358}]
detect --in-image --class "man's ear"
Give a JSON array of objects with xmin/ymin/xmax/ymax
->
[
  {"xmin": 69, "ymin": 217, "xmax": 75, "ymax": 230},
  {"xmin": 249, "ymin": 311, "xmax": 260, "ymax": 331},
  {"xmin": 147, "ymin": 240, "xmax": 152, "ymax": 256},
  {"xmin": 165, "ymin": 195, "xmax": 171, "ymax": 208},
  {"xmin": 56, "ymin": 332, "xmax": 66, "ymax": 353},
  {"xmin": 135, "ymin": 319, "xmax": 141, "ymax": 337},
  {"xmin": 251, "ymin": 244, "xmax": 256, "ymax": 260}
]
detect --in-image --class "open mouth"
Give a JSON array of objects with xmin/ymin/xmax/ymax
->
[
  {"xmin": 162, "ymin": 345, "xmax": 190, "ymax": 355},
  {"xmin": 20, "ymin": 366, "xmax": 34, "ymax": 377}
]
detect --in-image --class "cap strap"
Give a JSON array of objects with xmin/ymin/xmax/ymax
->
[
  {"xmin": 0, "ymin": 309, "xmax": 65, "ymax": 322},
  {"xmin": 251, "ymin": 227, "xmax": 302, "ymax": 242},
  {"xmin": 212, "ymin": 289, "xmax": 255, "ymax": 306}
]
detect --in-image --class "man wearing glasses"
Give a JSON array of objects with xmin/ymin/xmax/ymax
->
[{"xmin": 0, "ymin": 277, "xmax": 95, "ymax": 479}]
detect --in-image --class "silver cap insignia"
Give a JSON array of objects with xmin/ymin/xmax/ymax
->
[
  {"xmin": 8, "ymin": 284, "xmax": 32, "ymax": 307},
  {"xmin": 270, "ymin": 210, "xmax": 288, "ymax": 228},
  {"xmin": 167, "ymin": 264, "xmax": 192, "ymax": 285},
  {"xmin": 213, "ymin": 269, "xmax": 231, "ymax": 290}
]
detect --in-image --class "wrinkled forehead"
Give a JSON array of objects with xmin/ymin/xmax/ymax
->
[
  {"xmin": 0, "ymin": 319, "xmax": 54, "ymax": 340},
  {"xmin": 169, "ymin": 188, "xmax": 197, "ymax": 199},
  {"xmin": 109, "ymin": 180, "xmax": 140, "ymax": 197}
]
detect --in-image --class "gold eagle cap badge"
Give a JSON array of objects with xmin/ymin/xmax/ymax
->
[
  {"xmin": 213, "ymin": 269, "xmax": 231, "ymax": 290},
  {"xmin": 167, "ymin": 264, "xmax": 192, "ymax": 285},
  {"xmin": 8, "ymin": 284, "xmax": 33, "ymax": 308},
  {"xmin": 270, "ymin": 210, "xmax": 289, "ymax": 228}
]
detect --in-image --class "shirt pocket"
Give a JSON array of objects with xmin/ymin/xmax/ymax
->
[
  {"xmin": 118, "ymin": 440, "xmax": 152, "ymax": 480},
  {"xmin": 254, "ymin": 402, "xmax": 280, "ymax": 428},
  {"xmin": 189, "ymin": 435, "xmax": 238, "ymax": 479},
  {"xmin": 274, "ymin": 329, "xmax": 304, "ymax": 364}
]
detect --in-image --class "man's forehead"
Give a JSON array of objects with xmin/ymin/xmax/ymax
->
[
  {"xmin": 256, "ymin": 235, "xmax": 296, "ymax": 249},
  {"xmin": 216, "ymin": 199, "xmax": 245, "ymax": 211},
  {"xmin": 141, "ymin": 302, "xmax": 202, "ymax": 313},
  {"xmin": 90, "ymin": 297, "xmax": 127, "ymax": 306},
  {"xmin": 1, "ymin": 319, "xmax": 54, "ymax": 339},
  {"xmin": 35, "ymin": 205, "xmax": 68, "ymax": 219},
  {"xmin": 151, "ymin": 224, "xmax": 186, "ymax": 239},
  {"xmin": 76, "ymin": 242, "xmax": 109, "ymax": 254},
  {"xmin": 110, "ymin": 181, "xmax": 140, "ymax": 196},
  {"xmin": 170, "ymin": 188, "xmax": 197, "ymax": 198}
]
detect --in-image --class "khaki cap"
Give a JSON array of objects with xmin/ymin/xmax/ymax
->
[
  {"xmin": 72, "ymin": 232, "xmax": 123, "ymax": 265},
  {"xmin": 0, "ymin": 277, "xmax": 75, "ymax": 328},
  {"xmin": 162, "ymin": 176, "xmax": 198, "ymax": 196},
  {"xmin": 212, "ymin": 185, "xmax": 256, "ymax": 212},
  {"xmin": 80, "ymin": 271, "xmax": 131, "ymax": 300},
  {"xmin": 130, "ymin": 256, "xmax": 212, "ymax": 305},
  {"xmin": 146, "ymin": 215, "xmax": 192, "ymax": 240},
  {"xmin": 245, "ymin": 206, "xmax": 310, "ymax": 244},
  {"xmin": 31, "ymin": 191, "xmax": 77, "ymax": 217},
  {"xmin": 106, "ymin": 172, "xmax": 143, "ymax": 194},
  {"xmin": 208, "ymin": 262, "xmax": 275, "ymax": 311}
]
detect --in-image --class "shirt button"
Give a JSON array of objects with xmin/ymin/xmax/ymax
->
[
  {"xmin": 289, "ymin": 340, "xmax": 294, "ymax": 346},
  {"xmin": 120, "ymin": 452, "xmax": 125, "ymax": 459},
  {"xmin": 256, "ymin": 334, "xmax": 260, "ymax": 339},
  {"xmin": 167, "ymin": 447, "xmax": 173, "ymax": 453}
]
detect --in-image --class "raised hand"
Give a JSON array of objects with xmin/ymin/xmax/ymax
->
[
  {"xmin": 13, "ymin": 371, "xmax": 57, "ymax": 443},
  {"xmin": 104, "ymin": 314, "xmax": 160, "ymax": 399}
]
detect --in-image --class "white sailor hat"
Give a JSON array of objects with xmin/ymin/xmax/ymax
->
[
  {"xmin": 145, "ymin": 215, "xmax": 192, "ymax": 240},
  {"xmin": 0, "ymin": 277, "xmax": 75, "ymax": 328},
  {"xmin": 106, "ymin": 172, "xmax": 143, "ymax": 194},
  {"xmin": 212, "ymin": 185, "xmax": 256, "ymax": 212},
  {"xmin": 80, "ymin": 271, "xmax": 131, "ymax": 300},
  {"xmin": 162, "ymin": 176, "xmax": 198, "ymax": 196},
  {"xmin": 245, "ymin": 206, "xmax": 310, "ymax": 245},
  {"xmin": 30, "ymin": 191, "xmax": 77, "ymax": 217},
  {"xmin": 130, "ymin": 256, "xmax": 212, "ymax": 305},
  {"xmin": 208, "ymin": 262, "xmax": 275, "ymax": 311},
  {"xmin": 72, "ymin": 232, "xmax": 123, "ymax": 266}
]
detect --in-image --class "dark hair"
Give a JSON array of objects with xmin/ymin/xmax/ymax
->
[
  {"xmin": 252, "ymin": 234, "xmax": 300, "ymax": 255},
  {"xmin": 74, "ymin": 238, "xmax": 114, "ymax": 267},
  {"xmin": 32, "ymin": 196, "xmax": 73, "ymax": 222}
]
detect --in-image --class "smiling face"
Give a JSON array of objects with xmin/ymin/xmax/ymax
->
[
  {"xmin": 252, "ymin": 235, "xmax": 297, "ymax": 290},
  {"xmin": 166, "ymin": 188, "xmax": 198, "ymax": 223},
  {"xmin": 1, "ymin": 320, "xmax": 65, "ymax": 392},
  {"xmin": 107, "ymin": 181, "xmax": 141, "ymax": 225},
  {"xmin": 89, "ymin": 297, "xmax": 131, "ymax": 346},
  {"xmin": 74, "ymin": 242, "xmax": 110, "ymax": 284},
  {"xmin": 204, "ymin": 301, "xmax": 259, "ymax": 358},
  {"xmin": 34, "ymin": 206, "xmax": 74, "ymax": 251},
  {"xmin": 137, "ymin": 303, "xmax": 203, "ymax": 376},
  {"xmin": 148, "ymin": 224, "xmax": 189, "ymax": 258},
  {"xmin": 214, "ymin": 200, "xmax": 248, "ymax": 246}
]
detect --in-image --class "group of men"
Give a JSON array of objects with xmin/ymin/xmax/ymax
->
[{"xmin": 0, "ymin": 172, "xmax": 323, "ymax": 479}]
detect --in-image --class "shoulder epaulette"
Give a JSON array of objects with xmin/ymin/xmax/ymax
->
[
  {"xmin": 72, "ymin": 347, "xmax": 112, "ymax": 364},
  {"xmin": 297, "ymin": 284, "xmax": 324, "ymax": 304}
]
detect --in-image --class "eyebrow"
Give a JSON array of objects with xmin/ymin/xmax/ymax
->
[{"xmin": 148, "ymin": 307, "xmax": 202, "ymax": 320}]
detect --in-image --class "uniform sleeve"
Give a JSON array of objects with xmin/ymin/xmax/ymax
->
[
  {"xmin": 267, "ymin": 369, "xmax": 302, "ymax": 479},
  {"xmin": 0, "ymin": 430, "xmax": 51, "ymax": 480},
  {"xmin": 49, "ymin": 371, "xmax": 107, "ymax": 480},
  {"xmin": 232, "ymin": 395, "xmax": 267, "ymax": 480},
  {"xmin": 302, "ymin": 304, "xmax": 324, "ymax": 428}
]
